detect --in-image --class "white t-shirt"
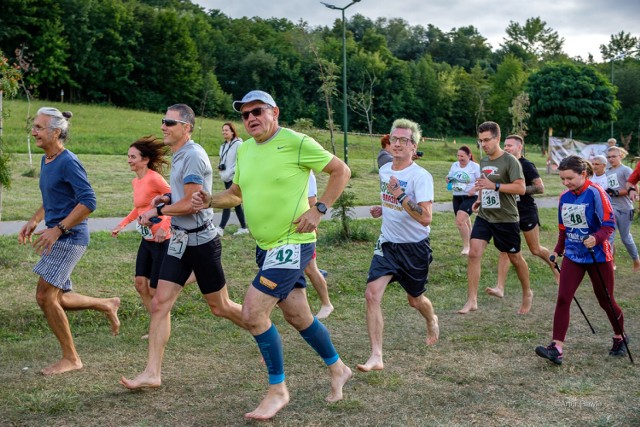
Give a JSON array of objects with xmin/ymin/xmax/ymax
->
[
  {"xmin": 590, "ymin": 173, "xmax": 608, "ymax": 190},
  {"xmin": 379, "ymin": 162, "xmax": 434, "ymax": 243},
  {"xmin": 308, "ymin": 171, "xmax": 317, "ymax": 197},
  {"xmin": 447, "ymin": 161, "xmax": 481, "ymax": 195}
]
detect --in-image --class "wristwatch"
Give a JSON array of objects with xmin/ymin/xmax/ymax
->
[
  {"xmin": 495, "ymin": 183, "xmax": 501, "ymax": 191},
  {"xmin": 156, "ymin": 203, "xmax": 165, "ymax": 217},
  {"xmin": 315, "ymin": 202, "xmax": 328, "ymax": 215},
  {"xmin": 57, "ymin": 222, "xmax": 71, "ymax": 235}
]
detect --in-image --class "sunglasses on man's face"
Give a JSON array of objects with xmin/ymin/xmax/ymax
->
[
  {"xmin": 241, "ymin": 106, "xmax": 272, "ymax": 121},
  {"xmin": 162, "ymin": 118, "xmax": 190, "ymax": 127}
]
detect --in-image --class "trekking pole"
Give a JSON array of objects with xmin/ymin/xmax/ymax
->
[
  {"xmin": 585, "ymin": 246, "xmax": 634, "ymax": 364},
  {"xmin": 549, "ymin": 255, "xmax": 596, "ymax": 334}
]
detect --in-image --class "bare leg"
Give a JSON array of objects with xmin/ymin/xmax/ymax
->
[
  {"xmin": 59, "ymin": 289, "xmax": 120, "ymax": 336},
  {"xmin": 455, "ymin": 211, "xmax": 472, "ymax": 255},
  {"xmin": 203, "ymin": 285, "xmax": 246, "ymax": 329},
  {"xmin": 486, "ymin": 252, "xmax": 509, "ymax": 298},
  {"xmin": 458, "ymin": 238, "xmax": 487, "ymax": 314},
  {"xmin": 523, "ymin": 226, "xmax": 560, "ymax": 285},
  {"xmin": 407, "ymin": 294, "xmax": 439, "ymax": 345},
  {"xmin": 120, "ymin": 280, "xmax": 182, "ymax": 389},
  {"xmin": 305, "ymin": 259, "xmax": 334, "ymax": 319},
  {"xmin": 242, "ymin": 286, "xmax": 289, "ymax": 420},
  {"xmin": 508, "ymin": 252, "xmax": 533, "ymax": 314},
  {"xmin": 36, "ymin": 279, "xmax": 83, "ymax": 375},
  {"xmin": 357, "ymin": 276, "xmax": 390, "ymax": 371},
  {"xmin": 134, "ymin": 276, "xmax": 153, "ymax": 313},
  {"xmin": 279, "ymin": 288, "xmax": 351, "ymax": 402}
]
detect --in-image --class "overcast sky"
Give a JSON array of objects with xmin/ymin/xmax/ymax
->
[{"xmin": 196, "ymin": 1, "xmax": 639, "ymax": 62}]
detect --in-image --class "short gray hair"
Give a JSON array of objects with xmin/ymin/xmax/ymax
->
[
  {"xmin": 167, "ymin": 104, "xmax": 195, "ymax": 131},
  {"xmin": 390, "ymin": 118, "xmax": 421, "ymax": 145},
  {"xmin": 37, "ymin": 107, "xmax": 73, "ymax": 142},
  {"xmin": 590, "ymin": 155, "xmax": 606, "ymax": 164}
]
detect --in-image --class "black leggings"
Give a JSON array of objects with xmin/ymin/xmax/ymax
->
[{"xmin": 219, "ymin": 180, "xmax": 247, "ymax": 229}]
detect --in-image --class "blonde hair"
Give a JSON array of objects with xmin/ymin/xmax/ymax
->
[
  {"xmin": 607, "ymin": 146, "xmax": 628, "ymax": 159},
  {"xmin": 390, "ymin": 118, "xmax": 421, "ymax": 145}
]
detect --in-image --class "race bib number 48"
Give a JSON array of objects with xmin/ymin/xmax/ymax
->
[
  {"xmin": 263, "ymin": 244, "xmax": 301, "ymax": 270},
  {"xmin": 561, "ymin": 203, "xmax": 588, "ymax": 229}
]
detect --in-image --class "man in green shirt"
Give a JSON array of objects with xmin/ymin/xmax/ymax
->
[
  {"xmin": 458, "ymin": 121, "xmax": 532, "ymax": 315},
  {"xmin": 193, "ymin": 90, "xmax": 352, "ymax": 421}
]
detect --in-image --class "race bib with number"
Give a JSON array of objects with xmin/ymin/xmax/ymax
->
[
  {"xmin": 606, "ymin": 174, "xmax": 620, "ymax": 189},
  {"xmin": 136, "ymin": 223, "xmax": 154, "ymax": 240},
  {"xmin": 263, "ymin": 244, "xmax": 301, "ymax": 270},
  {"xmin": 452, "ymin": 182, "xmax": 466, "ymax": 192},
  {"xmin": 373, "ymin": 234, "xmax": 388, "ymax": 257},
  {"xmin": 481, "ymin": 189, "xmax": 501, "ymax": 209},
  {"xmin": 167, "ymin": 229, "xmax": 188, "ymax": 259},
  {"xmin": 561, "ymin": 203, "xmax": 588, "ymax": 229}
]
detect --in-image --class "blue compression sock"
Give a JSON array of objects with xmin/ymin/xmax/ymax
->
[
  {"xmin": 253, "ymin": 324, "xmax": 285, "ymax": 385},
  {"xmin": 299, "ymin": 317, "xmax": 339, "ymax": 366}
]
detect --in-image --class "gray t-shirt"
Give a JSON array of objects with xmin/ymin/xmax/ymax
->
[
  {"xmin": 170, "ymin": 140, "xmax": 216, "ymax": 245},
  {"xmin": 606, "ymin": 164, "xmax": 633, "ymax": 210}
]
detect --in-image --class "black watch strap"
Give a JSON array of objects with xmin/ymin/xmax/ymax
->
[{"xmin": 156, "ymin": 203, "xmax": 165, "ymax": 216}]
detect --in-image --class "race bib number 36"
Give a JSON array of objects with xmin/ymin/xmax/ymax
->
[
  {"xmin": 481, "ymin": 189, "xmax": 501, "ymax": 209},
  {"xmin": 263, "ymin": 244, "xmax": 301, "ymax": 270},
  {"xmin": 561, "ymin": 203, "xmax": 588, "ymax": 229}
]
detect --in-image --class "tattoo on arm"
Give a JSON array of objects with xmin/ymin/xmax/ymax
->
[{"xmin": 406, "ymin": 199, "xmax": 423, "ymax": 215}]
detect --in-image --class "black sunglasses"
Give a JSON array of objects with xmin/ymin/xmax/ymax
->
[
  {"xmin": 241, "ymin": 106, "xmax": 272, "ymax": 120},
  {"xmin": 162, "ymin": 118, "xmax": 190, "ymax": 127}
]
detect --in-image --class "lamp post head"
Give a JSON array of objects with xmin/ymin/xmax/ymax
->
[{"xmin": 321, "ymin": 2, "xmax": 340, "ymax": 10}]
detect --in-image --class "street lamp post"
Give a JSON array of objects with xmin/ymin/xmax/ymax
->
[{"xmin": 321, "ymin": 0, "xmax": 362, "ymax": 165}]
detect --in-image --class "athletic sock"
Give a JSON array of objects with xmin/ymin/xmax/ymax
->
[
  {"xmin": 253, "ymin": 323, "xmax": 285, "ymax": 384},
  {"xmin": 299, "ymin": 317, "xmax": 339, "ymax": 366}
]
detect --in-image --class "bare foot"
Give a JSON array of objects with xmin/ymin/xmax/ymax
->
[
  {"xmin": 316, "ymin": 305, "xmax": 334, "ymax": 320},
  {"xmin": 356, "ymin": 355, "xmax": 383, "ymax": 372},
  {"xmin": 457, "ymin": 300, "xmax": 477, "ymax": 314},
  {"xmin": 119, "ymin": 371, "xmax": 161, "ymax": 390},
  {"xmin": 327, "ymin": 360, "xmax": 352, "ymax": 402},
  {"xmin": 485, "ymin": 287, "xmax": 504, "ymax": 298},
  {"xmin": 633, "ymin": 258, "xmax": 640, "ymax": 273},
  {"xmin": 461, "ymin": 248, "xmax": 470, "ymax": 255},
  {"xmin": 41, "ymin": 358, "xmax": 83, "ymax": 375},
  {"xmin": 106, "ymin": 297, "xmax": 121, "ymax": 335},
  {"xmin": 426, "ymin": 315, "xmax": 439, "ymax": 346},
  {"xmin": 552, "ymin": 267, "xmax": 561, "ymax": 286},
  {"xmin": 140, "ymin": 334, "xmax": 149, "ymax": 340},
  {"xmin": 244, "ymin": 383, "xmax": 290, "ymax": 420},
  {"xmin": 518, "ymin": 290, "xmax": 533, "ymax": 315}
]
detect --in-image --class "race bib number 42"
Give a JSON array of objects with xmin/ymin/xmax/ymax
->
[
  {"xmin": 561, "ymin": 203, "xmax": 588, "ymax": 229},
  {"xmin": 263, "ymin": 244, "xmax": 301, "ymax": 270}
]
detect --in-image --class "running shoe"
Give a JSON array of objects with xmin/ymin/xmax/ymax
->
[
  {"xmin": 609, "ymin": 335, "xmax": 629, "ymax": 357},
  {"xmin": 234, "ymin": 228, "xmax": 250, "ymax": 236},
  {"xmin": 535, "ymin": 342, "xmax": 563, "ymax": 365}
]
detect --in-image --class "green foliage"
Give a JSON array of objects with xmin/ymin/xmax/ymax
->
[
  {"xmin": 526, "ymin": 62, "xmax": 617, "ymax": 136},
  {"xmin": 329, "ymin": 189, "xmax": 357, "ymax": 241}
]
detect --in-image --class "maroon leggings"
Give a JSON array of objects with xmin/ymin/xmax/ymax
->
[{"xmin": 553, "ymin": 257, "xmax": 624, "ymax": 342}]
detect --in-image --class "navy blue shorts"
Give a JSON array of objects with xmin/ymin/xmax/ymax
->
[
  {"xmin": 159, "ymin": 237, "xmax": 225, "ymax": 294},
  {"xmin": 517, "ymin": 205, "xmax": 540, "ymax": 232},
  {"xmin": 367, "ymin": 237, "xmax": 433, "ymax": 297},
  {"xmin": 135, "ymin": 239, "xmax": 169, "ymax": 289},
  {"xmin": 452, "ymin": 195, "xmax": 477, "ymax": 216},
  {"xmin": 471, "ymin": 216, "xmax": 521, "ymax": 253},
  {"xmin": 252, "ymin": 243, "xmax": 315, "ymax": 300}
]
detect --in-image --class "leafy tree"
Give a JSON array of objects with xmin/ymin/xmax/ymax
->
[
  {"xmin": 526, "ymin": 62, "xmax": 617, "ymax": 137},
  {"xmin": 487, "ymin": 55, "xmax": 527, "ymax": 131},
  {"xmin": 500, "ymin": 17, "xmax": 565, "ymax": 63},
  {"xmin": 600, "ymin": 31, "xmax": 639, "ymax": 61},
  {"xmin": 1, "ymin": 49, "xmax": 23, "ymax": 219}
]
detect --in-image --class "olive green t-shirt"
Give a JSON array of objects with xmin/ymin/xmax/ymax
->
[{"xmin": 478, "ymin": 151, "xmax": 524, "ymax": 223}]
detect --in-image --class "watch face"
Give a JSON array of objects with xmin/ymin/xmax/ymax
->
[{"xmin": 315, "ymin": 202, "xmax": 327, "ymax": 214}]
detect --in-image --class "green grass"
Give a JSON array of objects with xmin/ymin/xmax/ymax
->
[{"xmin": 1, "ymin": 210, "xmax": 640, "ymax": 426}]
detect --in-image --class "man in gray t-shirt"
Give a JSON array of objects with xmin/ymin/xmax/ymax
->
[{"xmin": 120, "ymin": 104, "xmax": 247, "ymax": 391}]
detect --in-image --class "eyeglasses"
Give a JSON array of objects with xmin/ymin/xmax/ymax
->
[
  {"xmin": 478, "ymin": 136, "xmax": 496, "ymax": 144},
  {"xmin": 241, "ymin": 106, "xmax": 273, "ymax": 121},
  {"xmin": 162, "ymin": 118, "xmax": 190, "ymax": 127},
  {"xmin": 390, "ymin": 136, "xmax": 413, "ymax": 145},
  {"xmin": 606, "ymin": 155, "xmax": 619, "ymax": 159},
  {"xmin": 31, "ymin": 125, "xmax": 49, "ymax": 133}
]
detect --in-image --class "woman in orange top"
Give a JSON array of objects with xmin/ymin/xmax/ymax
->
[{"xmin": 111, "ymin": 136, "xmax": 172, "ymax": 312}]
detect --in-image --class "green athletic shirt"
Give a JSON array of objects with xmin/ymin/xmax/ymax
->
[
  {"xmin": 234, "ymin": 127, "xmax": 333, "ymax": 249},
  {"xmin": 478, "ymin": 151, "xmax": 524, "ymax": 223}
]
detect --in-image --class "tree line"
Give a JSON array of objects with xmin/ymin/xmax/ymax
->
[{"xmin": 1, "ymin": 0, "xmax": 640, "ymax": 146}]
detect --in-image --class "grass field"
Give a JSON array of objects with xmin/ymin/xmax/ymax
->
[{"xmin": 1, "ymin": 210, "xmax": 639, "ymax": 426}]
